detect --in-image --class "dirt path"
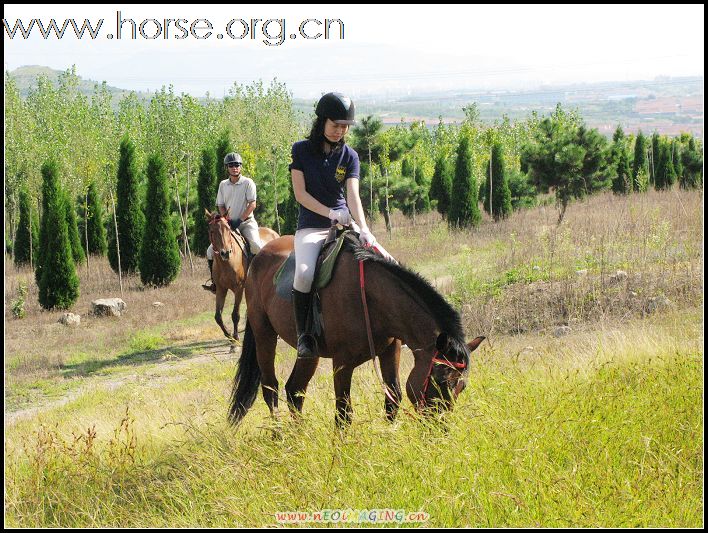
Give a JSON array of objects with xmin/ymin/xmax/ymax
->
[{"xmin": 4, "ymin": 343, "xmax": 238, "ymax": 426}]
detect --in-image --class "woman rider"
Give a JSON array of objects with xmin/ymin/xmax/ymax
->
[{"xmin": 289, "ymin": 92, "xmax": 394, "ymax": 359}]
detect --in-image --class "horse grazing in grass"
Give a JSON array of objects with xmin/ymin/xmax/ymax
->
[
  {"xmin": 228, "ymin": 232, "xmax": 484, "ymax": 426},
  {"xmin": 205, "ymin": 209, "xmax": 279, "ymax": 341}
]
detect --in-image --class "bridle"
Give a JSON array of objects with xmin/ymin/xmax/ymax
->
[
  {"xmin": 209, "ymin": 216, "xmax": 235, "ymax": 258},
  {"xmin": 419, "ymin": 350, "xmax": 467, "ymax": 408}
]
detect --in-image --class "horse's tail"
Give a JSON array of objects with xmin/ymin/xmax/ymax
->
[{"xmin": 228, "ymin": 320, "xmax": 261, "ymax": 425}]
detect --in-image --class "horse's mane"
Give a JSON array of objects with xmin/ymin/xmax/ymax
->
[{"xmin": 346, "ymin": 236, "xmax": 465, "ymax": 343}]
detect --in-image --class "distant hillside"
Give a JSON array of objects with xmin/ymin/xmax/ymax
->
[{"xmin": 6, "ymin": 65, "xmax": 151, "ymax": 102}]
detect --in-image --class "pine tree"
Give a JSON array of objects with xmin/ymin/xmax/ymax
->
[
  {"xmin": 62, "ymin": 188, "xmax": 85, "ymax": 265},
  {"xmin": 85, "ymin": 182, "xmax": 108, "ymax": 255},
  {"xmin": 14, "ymin": 187, "xmax": 39, "ymax": 267},
  {"xmin": 632, "ymin": 131, "xmax": 649, "ymax": 192},
  {"xmin": 140, "ymin": 154, "xmax": 181, "ymax": 287},
  {"xmin": 192, "ymin": 147, "xmax": 218, "ymax": 256},
  {"xmin": 611, "ymin": 126, "xmax": 632, "ymax": 194},
  {"xmin": 109, "ymin": 137, "xmax": 145, "ymax": 274},
  {"xmin": 37, "ymin": 161, "xmax": 79, "ymax": 310},
  {"xmin": 448, "ymin": 136, "xmax": 481, "ymax": 228}
]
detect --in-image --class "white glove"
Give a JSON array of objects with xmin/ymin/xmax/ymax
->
[
  {"xmin": 328, "ymin": 208, "xmax": 351, "ymax": 226},
  {"xmin": 360, "ymin": 229, "xmax": 396, "ymax": 262}
]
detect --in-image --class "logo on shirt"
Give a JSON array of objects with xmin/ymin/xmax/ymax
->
[{"xmin": 335, "ymin": 166, "xmax": 346, "ymax": 183}]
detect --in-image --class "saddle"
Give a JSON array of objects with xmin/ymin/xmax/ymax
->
[{"xmin": 273, "ymin": 228, "xmax": 359, "ymax": 347}]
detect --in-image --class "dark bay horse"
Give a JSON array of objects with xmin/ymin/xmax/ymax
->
[
  {"xmin": 206, "ymin": 209, "xmax": 279, "ymax": 342},
  {"xmin": 228, "ymin": 233, "xmax": 484, "ymax": 426}
]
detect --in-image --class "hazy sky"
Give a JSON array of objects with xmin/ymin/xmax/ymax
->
[{"xmin": 4, "ymin": 4, "xmax": 705, "ymax": 97}]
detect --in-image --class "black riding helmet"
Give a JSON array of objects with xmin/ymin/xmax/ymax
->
[
  {"xmin": 315, "ymin": 92, "xmax": 356, "ymax": 125},
  {"xmin": 224, "ymin": 152, "xmax": 243, "ymax": 166}
]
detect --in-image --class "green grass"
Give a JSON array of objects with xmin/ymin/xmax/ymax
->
[{"xmin": 4, "ymin": 314, "xmax": 703, "ymax": 527}]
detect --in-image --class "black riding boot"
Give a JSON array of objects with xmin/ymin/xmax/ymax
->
[
  {"xmin": 292, "ymin": 289, "xmax": 317, "ymax": 359},
  {"xmin": 202, "ymin": 259, "xmax": 216, "ymax": 293}
]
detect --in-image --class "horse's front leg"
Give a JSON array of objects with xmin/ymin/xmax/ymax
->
[
  {"xmin": 214, "ymin": 287, "xmax": 232, "ymax": 339},
  {"xmin": 379, "ymin": 339, "xmax": 403, "ymax": 422},
  {"xmin": 332, "ymin": 361, "xmax": 355, "ymax": 428},
  {"xmin": 285, "ymin": 357, "xmax": 320, "ymax": 417},
  {"xmin": 231, "ymin": 287, "xmax": 243, "ymax": 341}
]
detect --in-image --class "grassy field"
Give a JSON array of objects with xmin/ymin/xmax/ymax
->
[{"xmin": 4, "ymin": 189, "xmax": 703, "ymax": 527}]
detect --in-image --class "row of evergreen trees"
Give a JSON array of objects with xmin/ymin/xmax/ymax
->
[{"xmin": 15, "ymin": 139, "xmax": 182, "ymax": 310}]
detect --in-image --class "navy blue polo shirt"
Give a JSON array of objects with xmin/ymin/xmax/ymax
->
[{"xmin": 289, "ymin": 139, "xmax": 360, "ymax": 230}]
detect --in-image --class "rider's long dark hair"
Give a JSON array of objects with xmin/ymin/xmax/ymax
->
[{"xmin": 307, "ymin": 116, "xmax": 345, "ymax": 156}]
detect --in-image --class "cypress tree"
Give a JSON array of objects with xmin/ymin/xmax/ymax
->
[
  {"xmin": 14, "ymin": 187, "xmax": 39, "ymax": 267},
  {"xmin": 139, "ymin": 154, "xmax": 181, "ymax": 287},
  {"xmin": 650, "ymin": 132, "xmax": 661, "ymax": 186},
  {"xmin": 681, "ymin": 137, "xmax": 703, "ymax": 189},
  {"xmin": 613, "ymin": 149, "xmax": 632, "ymax": 194},
  {"xmin": 671, "ymin": 138, "xmax": 683, "ymax": 182},
  {"xmin": 36, "ymin": 160, "xmax": 60, "ymax": 286},
  {"xmin": 214, "ymin": 131, "xmax": 231, "ymax": 182},
  {"xmin": 37, "ymin": 161, "xmax": 79, "ymax": 310},
  {"xmin": 62, "ymin": 188, "xmax": 85, "ymax": 265},
  {"xmin": 429, "ymin": 155, "xmax": 452, "ymax": 218},
  {"xmin": 281, "ymin": 180, "xmax": 299, "ymax": 235},
  {"xmin": 449, "ymin": 136, "xmax": 481, "ymax": 228},
  {"xmin": 655, "ymin": 141, "xmax": 677, "ymax": 191},
  {"xmin": 192, "ymin": 147, "xmax": 217, "ymax": 256},
  {"xmin": 85, "ymin": 182, "xmax": 108, "ymax": 255},
  {"xmin": 632, "ymin": 131, "xmax": 649, "ymax": 192},
  {"xmin": 489, "ymin": 142, "xmax": 512, "ymax": 220},
  {"xmin": 109, "ymin": 137, "xmax": 145, "ymax": 274}
]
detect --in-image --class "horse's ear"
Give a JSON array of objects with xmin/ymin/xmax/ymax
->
[
  {"xmin": 204, "ymin": 208, "xmax": 212, "ymax": 220},
  {"xmin": 225, "ymin": 207, "xmax": 231, "ymax": 219},
  {"xmin": 467, "ymin": 336, "xmax": 485, "ymax": 352},
  {"xmin": 435, "ymin": 332, "xmax": 449, "ymax": 352}
]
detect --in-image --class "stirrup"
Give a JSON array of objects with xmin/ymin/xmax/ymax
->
[{"xmin": 296, "ymin": 334, "xmax": 318, "ymax": 359}]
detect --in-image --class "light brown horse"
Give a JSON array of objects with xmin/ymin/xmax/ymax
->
[
  {"xmin": 205, "ymin": 209, "xmax": 279, "ymax": 342},
  {"xmin": 228, "ymin": 232, "xmax": 484, "ymax": 426}
]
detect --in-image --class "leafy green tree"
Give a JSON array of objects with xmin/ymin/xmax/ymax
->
[
  {"xmin": 36, "ymin": 159, "xmax": 61, "ymax": 286},
  {"xmin": 280, "ymin": 181, "xmax": 299, "ymax": 235},
  {"xmin": 192, "ymin": 147, "xmax": 218, "ymax": 256},
  {"xmin": 506, "ymin": 169, "xmax": 537, "ymax": 209},
  {"xmin": 109, "ymin": 137, "xmax": 145, "ymax": 274},
  {"xmin": 37, "ymin": 160, "xmax": 79, "ymax": 310},
  {"xmin": 671, "ymin": 138, "xmax": 683, "ymax": 182},
  {"xmin": 14, "ymin": 186, "xmax": 39, "ymax": 267},
  {"xmin": 449, "ymin": 135, "xmax": 481, "ymax": 228},
  {"xmin": 140, "ymin": 154, "xmax": 181, "ymax": 287}
]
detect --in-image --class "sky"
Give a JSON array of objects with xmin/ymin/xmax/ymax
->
[{"xmin": 3, "ymin": 4, "xmax": 705, "ymax": 98}]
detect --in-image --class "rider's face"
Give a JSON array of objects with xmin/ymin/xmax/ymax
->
[
  {"xmin": 324, "ymin": 119, "xmax": 349, "ymax": 143},
  {"xmin": 227, "ymin": 162, "xmax": 242, "ymax": 179}
]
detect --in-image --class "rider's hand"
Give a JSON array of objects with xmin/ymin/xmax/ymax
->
[
  {"xmin": 328, "ymin": 208, "xmax": 351, "ymax": 226},
  {"xmin": 229, "ymin": 218, "xmax": 242, "ymax": 230},
  {"xmin": 360, "ymin": 229, "xmax": 396, "ymax": 262}
]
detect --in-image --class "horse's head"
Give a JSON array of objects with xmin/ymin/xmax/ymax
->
[
  {"xmin": 419, "ymin": 333, "xmax": 485, "ymax": 412},
  {"xmin": 206, "ymin": 208, "xmax": 234, "ymax": 261}
]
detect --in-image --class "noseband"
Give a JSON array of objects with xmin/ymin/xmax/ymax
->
[{"xmin": 419, "ymin": 350, "xmax": 467, "ymax": 408}]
